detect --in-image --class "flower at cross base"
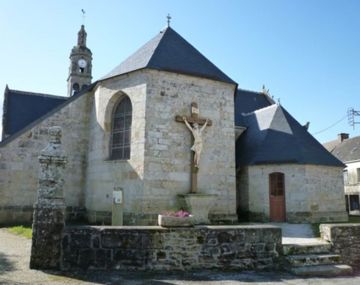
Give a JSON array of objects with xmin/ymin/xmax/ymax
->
[{"xmin": 162, "ymin": 210, "xmax": 191, "ymax": 218}]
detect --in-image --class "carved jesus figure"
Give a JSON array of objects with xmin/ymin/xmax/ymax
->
[{"xmin": 183, "ymin": 116, "xmax": 209, "ymax": 168}]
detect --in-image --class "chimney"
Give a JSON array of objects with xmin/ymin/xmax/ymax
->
[{"xmin": 338, "ymin": 133, "xmax": 349, "ymax": 142}]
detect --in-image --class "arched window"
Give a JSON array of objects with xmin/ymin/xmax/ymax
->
[{"xmin": 110, "ymin": 96, "xmax": 132, "ymax": 160}]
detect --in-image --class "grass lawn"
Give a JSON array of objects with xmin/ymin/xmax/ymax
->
[{"xmin": 7, "ymin": 225, "xmax": 32, "ymax": 239}]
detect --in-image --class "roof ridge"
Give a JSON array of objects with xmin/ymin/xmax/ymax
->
[
  {"xmin": 237, "ymin": 87, "xmax": 262, "ymax": 94},
  {"xmin": 237, "ymin": 88, "xmax": 275, "ymax": 104},
  {"xmin": 7, "ymin": 88, "xmax": 66, "ymax": 100},
  {"xmin": 146, "ymin": 27, "xmax": 170, "ymax": 66}
]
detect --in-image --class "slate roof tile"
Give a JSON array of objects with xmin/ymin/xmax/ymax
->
[
  {"xmin": 331, "ymin": 136, "xmax": 360, "ymax": 162},
  {"xmin": 235, "ymin": 89, "xmax": 274, "ymax": 126},
  {"xmin": 2, "ymin": 87, "xmax": 68, "ymax": 138},
  {"xmin": 102, "ymin": 27, "xmax": 236, "ymax": 84},
  {"xmin": 236, "ymin": 104, "xmax": 344, "ymax": 167}
]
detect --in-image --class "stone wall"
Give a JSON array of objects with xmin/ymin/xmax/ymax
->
[
  {"xmin": 0, "ymin": 93, "xmax": 91, "ymax": 225},
  {"xmin": 61, "ymin": 225, "xmax": 281, "ymax": 271},
  {"xmin": 320, "ymin": 224, "xmax": 360, "ymax": 269},
  {"xmin": 85, "ymin": 70, "xmax": 237, "ymax": 225},
  {"xmin": 144, "ymin": 70, "xmax": 237, "ymax": 223},
  {"xmin": 237, "ymin": 164, "xmax": 348, "ymax": 223},
  {"xmin": 85, "ymin": 72, "xmax": 147, "ymax": 224}
]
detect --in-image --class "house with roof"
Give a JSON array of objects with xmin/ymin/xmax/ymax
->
[
  {"xmin": 0, "ymin": 25, "xmax": 348, "ymax": 225},
  {"xmin": 324, "ymin": 134, "xmax": 360, "ymax": 215}
]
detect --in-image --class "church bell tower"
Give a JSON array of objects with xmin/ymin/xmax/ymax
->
[{"xmin": 67, "ymin": 25, "xmax": 92, "ymax": 96}]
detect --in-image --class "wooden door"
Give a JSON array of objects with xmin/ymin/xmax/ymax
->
[{"xmin": 269, "ymin": 172, "xmax": 286, "ymax": 222}]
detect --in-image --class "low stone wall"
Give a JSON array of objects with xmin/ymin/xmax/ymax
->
[
  {"xmin": 61, "ymin": 225, "xmax": 281, "ymax": 271},
  {"xmin": 320, "ymin": 224, "xmax": 360, "ymax": 269}
]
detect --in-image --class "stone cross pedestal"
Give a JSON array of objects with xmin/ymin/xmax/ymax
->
[
  {"xmin": 178, "ymin": 193, "xmax": 217, "ymax": 224},
  {"xmin": 30, "ymin": 126, "xmax": 67, "ymax": 269}
]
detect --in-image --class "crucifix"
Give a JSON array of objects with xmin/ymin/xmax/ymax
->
[{"xmin": 175, "ymin": 102, "xmax": 212, "ymax": 193}]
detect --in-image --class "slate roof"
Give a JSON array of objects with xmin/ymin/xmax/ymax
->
[
  {"xmin": 235, "ymin": 89, "xmax": 274, "ymax": 126},
  {"xmin": 330, "ymin": 136, "xmax": 360, "ymax": 163},
  {"xmin": 102, "ymin": 27, "xmax": 236, "ymax": 85},
  {"xmin": 236, "ymin": 104, "xmax": 345, "ymax": 167},
  {"xmin": 2, "ymin": 86, "xmax": 68, "ymax": 138}
]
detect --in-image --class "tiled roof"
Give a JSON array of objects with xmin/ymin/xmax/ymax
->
[
  {"xmin": 102, "ymin": 27, "xmax": 236, "ymax": 84},
  {"xmin": 236, "ymin": 104, "xmax": 344, "ymax": 167},
  {"xmin": 2, "ymin": 86, "xmax": 68, "ymax": 138},
  {"xmin": 331, "ymin": 136, "xmax": 360, "ymax": 162}
]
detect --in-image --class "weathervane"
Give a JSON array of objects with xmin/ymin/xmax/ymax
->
[
  {"xmin": 81, "ymin": 9, "xmax": 86, "ymax": 24},
  {"xmin": 167, "ymin": 13, "xmax": 171, "ymax": 27}
]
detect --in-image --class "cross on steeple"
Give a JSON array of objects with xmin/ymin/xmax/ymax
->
[{"xmin": 167, "ymin": 13, "xmax": 171, "ymax": 27}]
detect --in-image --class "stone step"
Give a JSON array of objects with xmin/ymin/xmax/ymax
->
[
  {"xmin": 282, "ymin": 242, "xmax": 331, "ymax": 255},
  {"xmin": 286, "ymin": 253, "xmax": 341, "ymax": 267},
  {"xmin": 290, "ymin": 264, "xmax": 353, "ymax": 277}
]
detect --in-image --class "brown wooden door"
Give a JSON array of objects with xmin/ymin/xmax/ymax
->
[{"xmin": 269, "ymin": 172, "xmax": 286, "ymax": 222}]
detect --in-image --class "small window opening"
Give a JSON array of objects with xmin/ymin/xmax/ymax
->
[{"xmin": 349, "ymin": 195, "xmax": 360, "ymax": 211}]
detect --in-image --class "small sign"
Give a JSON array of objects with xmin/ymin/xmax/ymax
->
[{"xmin": 113, "ymin": 190, "xmax": 123, "ymax": 204}]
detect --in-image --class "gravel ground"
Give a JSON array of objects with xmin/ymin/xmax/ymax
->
[{"xmin": 1, "ymin": 228, "xmax": 360, "ymax": 285}]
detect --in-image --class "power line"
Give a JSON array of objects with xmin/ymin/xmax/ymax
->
[{"xmin": 312, "ymin": 115, "xmax": 347, "ymax": 136}]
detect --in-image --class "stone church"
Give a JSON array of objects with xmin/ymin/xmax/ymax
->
[{"xmin": 0, "ymin": 25, "xmax": 348, "ymax": 225}]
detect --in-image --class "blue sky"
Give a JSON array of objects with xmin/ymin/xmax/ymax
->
[{"xmin": 0, "ymin": 0, "xmax": 359, "ymax": 142}]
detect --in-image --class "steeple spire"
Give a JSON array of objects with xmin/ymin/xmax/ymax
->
[
  {"xmin": 68, "ymin": 25, "xmax": 92, "ymax": 96},
  {"xmin": 77, "ymin": 25, "xmax": 87, "ymax": 47}
]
